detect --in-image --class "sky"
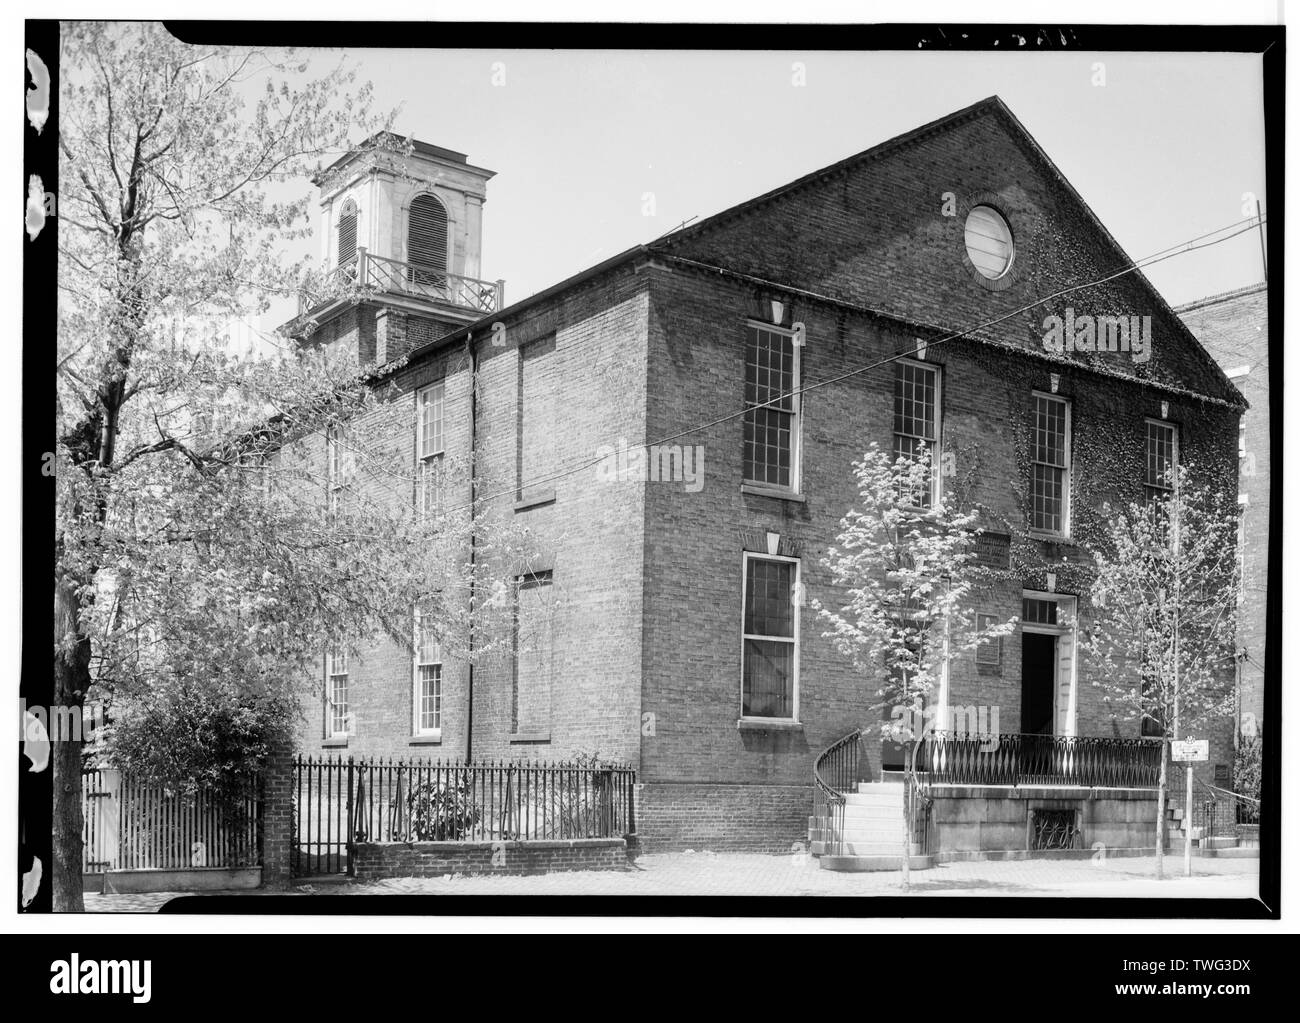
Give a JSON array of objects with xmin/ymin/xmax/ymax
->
[{"xmin": 255, "ymin": 47, "xmax": 1267, "ymax": 331}]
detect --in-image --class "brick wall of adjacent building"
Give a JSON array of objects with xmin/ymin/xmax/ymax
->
[{"xmin": 1178, "ymin": 283, "xmax": 1269, "ymax": 739}]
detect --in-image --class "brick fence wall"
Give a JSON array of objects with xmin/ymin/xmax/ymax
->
[
  {"xmin": 635, "ymin": 782, "xmax": 810, "ymax": 854},
  {"xmin": 351, "ymin": 838, "xmax": 629, "ymax": 879},
  {"xmin": 260, "ymin": 743, "xmax": 295, "ymax": 889}
]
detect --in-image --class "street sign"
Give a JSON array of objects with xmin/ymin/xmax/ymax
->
[{"xmin": 1171, "ymin": 739, "xmax": 1209, "ymax": 762}]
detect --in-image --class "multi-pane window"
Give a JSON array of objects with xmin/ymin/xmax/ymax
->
[
  {"xmin": 1030, "ymin": 394, "xmax": 1070, "ymax": 534},
  {"xmin": 414, "ymin": 612, "xmax": 441, "ymax": 735},
  {"xmin": 417, "ymin": 381, "xmax": 445, "ymax": 518},
  {"xmin": 326, "ymin": 426, "xmax": 348, "ymax": 520},
  {"xmin": 326, "ymin": 645, "xmax": 349, "ymax": 739},
  {"xmin": 743, "ymin": 324, "xmax": 800, "ymax": 490},
  {"xmin": 893, "ymin": 360, "xmax": 941, "ymax": 507},
  {"xmin": 1145, "ymin": 420, "xmax": 1177, "ymax": 504},
  {"xmin": 975, "ymin": 613, "xmax": 1002, "ymax": 666},
  {"xmin": 742, "ymin": 554, "xmax": 799, "ymax": 719},
  {"xmin": 1022, "ymin": 597, "xmax": 1057, "ymax": 626}
]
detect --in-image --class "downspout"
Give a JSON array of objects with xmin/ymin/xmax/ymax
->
[{"xmin": 464, "ymin": 329, "xmax": 478, "ymax": 763}]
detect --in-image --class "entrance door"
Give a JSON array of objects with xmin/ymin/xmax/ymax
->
[{"xmin": 1020, "ymin": 632, "xmax": 1057, "ymax": 735}]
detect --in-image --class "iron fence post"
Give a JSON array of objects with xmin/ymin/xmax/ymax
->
[{"xmin": 345, "ymin": 756, "xmax": 355, "ymax": 878}]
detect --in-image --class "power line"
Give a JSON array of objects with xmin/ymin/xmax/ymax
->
[{"xmin": 445, "ymin": 215, "xmax": 1266, "ymax": 515}]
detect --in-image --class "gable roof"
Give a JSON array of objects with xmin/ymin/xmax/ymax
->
[
  {"xmin": 402, "ymin": 97, "xmax": 1245, "ymax": 409},
  {"xmin": 647, "ymin": 95, "xmax": 1244, "ymax": 408}
]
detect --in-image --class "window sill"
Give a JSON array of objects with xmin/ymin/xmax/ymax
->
[
  {"xmin": 736, "ymin": 718, "xmax": 803, "ymax": 732},
  {"xmin": 1028, "ymin": 530, "xmax": 1073, "ymax": 544},
  {"xmin": 409, "ymin": 733, "xmax": 442, "ymax": 746},
  {"xmin": 514, "ymin": 490, "xmax": 556, "ymax": 512},
  {"xmin": 322, "ymin": 737, "xmax": 349, "ymax": 749},
  {"xmin": 740, "ymin": 483, "xmax": 806, "ymax": 503},
  {"xmin": 509, "ymin": 731, "xmax": 551, "ymax": 744}
]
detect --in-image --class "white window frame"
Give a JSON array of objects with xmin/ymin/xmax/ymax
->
[
  {"xmin": 413, "ymin": 611, "xmax": 442, "ymax": 738},
  {"xmin": 739, "ymin": 551, "xmax": 801, "ymax": 723},
  {"xmin": 325, "ymin": 645, "xmax": 350, "ymax": 739},
  {"xmin": 1144, "ymin": 417, "xmax": 1179, "ymax": 503},
  {"xmin": 742, "ymin": 320, "xmax": 802, "ymax": 494},
  {"xmin": 893, "ymin": 357, "xmax": 943, "ymax": 509},
  {"xmin": 326, "ymin": 425, "xmax": 350, "ymax": 519},
  {"xmin": 416, "ymin": 381, "xmax": 445, "ymax": 518},
  {"xmin": 1029, "ymin": 391, "xmax": 1072, "ymax": 539}
]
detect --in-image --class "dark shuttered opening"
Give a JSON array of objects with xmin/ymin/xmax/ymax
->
[
  {"xmin": 408, "ymin": 194, "xmax": 448, "ymax": 287},
  {"xmin": 337, "ymin": 199, "xmax": 357, "ymax": 267}
]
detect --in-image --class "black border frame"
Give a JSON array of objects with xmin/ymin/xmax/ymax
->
[{"xmin": 23, "ymin": 19, "xmax": 1283, "ymax": 922}]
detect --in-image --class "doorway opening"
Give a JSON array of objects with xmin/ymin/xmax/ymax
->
[{"xmin": 1020, "ymin": 632, "xmax": 1057, "ymax": 735}]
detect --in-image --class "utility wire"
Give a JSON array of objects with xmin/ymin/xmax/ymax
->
[{"xmin": 446, "ymin": 215, "xmax": 1266, "ymax": 515}]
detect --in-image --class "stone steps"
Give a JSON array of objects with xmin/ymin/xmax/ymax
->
[{"xmin": 820, "ymin": 853, "xmax": 934, "ymax": 872}]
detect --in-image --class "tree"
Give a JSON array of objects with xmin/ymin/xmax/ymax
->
[
  {"xmin": 1081, "ymin": 465, "xmax": 1238, "ymax": 880},
  {"xmin": 816, "ymin": 443, "xmax": 1015, "ymax": 886},
  {"xmin": 54, "ymin": 23, "xmax": 546, "ymax": 910}
]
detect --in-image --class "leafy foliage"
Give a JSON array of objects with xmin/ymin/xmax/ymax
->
[
  {"xmin": 1233, "ymin": 734, "xmax": 1261, "ymax": 824},
  {"xmin": 50, "ymin": 24, "xmax": 552, "ymax": 907},
  {"xmin": 402, "ymin": 775, "xmax": 484, "ymax": 842},
  {"xmin": 1081, "ymin": 465, "xmax": 1239, "ymax": 877},
  {"xmin": 1081, "ymin": 465, "xmax": 1239, "ymax": 738},
  {"xmin": 98, "ymin": 680, "xmax": 293, "ymax": 796},
  {"xmin": 816, "ymin": 443, "xmax": 1017, "ymax": 744},
  {"xmin": 815, "ymin": 443, "xmax": 1015, "ymax": 887}
]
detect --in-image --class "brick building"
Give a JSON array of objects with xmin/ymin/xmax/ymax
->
[
  {"xmin": 1177, "ymin": 283, "xmax": 1269, "ymax": 752},
  {"xmin": 289, "ymin": 98, "xmax": 1243, "ymax": 856}
]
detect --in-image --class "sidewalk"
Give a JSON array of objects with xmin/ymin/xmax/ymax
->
[{"xmin": 84, "ymin": 852, "xmax": 1260, "ymax": 911}]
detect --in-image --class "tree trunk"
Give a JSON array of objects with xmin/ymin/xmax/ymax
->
[
  {"xmin": 53, "ymin": 574, "xmax": 90, "ymax": 912},
  {"xmin": 1154, "ymin": 738, "xmax": 1168, "ymax": 882},
  {"xmin": 901, "ymin": 743, "xmax": 917, "ymax": 888}
]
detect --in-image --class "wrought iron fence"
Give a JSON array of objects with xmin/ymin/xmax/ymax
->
[
  {"xmin": 291, "ymin": 755, "xmax": 637, "ymax": 877},
  {"xmin": 910, "ymin": 732, "xmax": 1163, "ymax": 788}
]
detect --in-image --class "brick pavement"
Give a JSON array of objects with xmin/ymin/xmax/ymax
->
[{"xmin": 83, "ymin": 852, "xmax": 1259, "ymax": 912}]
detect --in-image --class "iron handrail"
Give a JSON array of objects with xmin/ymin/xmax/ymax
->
[
  {"xmin": 296, "ymin": 250, "xmax": 504, "ymax": 316},
  {"xmin": 812, "ymin": 729, "xmax": 862, "ymax": 858},
  {"xmin": 363, "ymin": 251, "xmax": 503, "ymax": 312}
]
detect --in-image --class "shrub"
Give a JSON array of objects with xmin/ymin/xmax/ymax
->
[
  {"xmin": 401, "ymin": 773, "xmax": 483, "ymax": 841},
  {"xmin": 1234, "ymin": 734, "xmax": 1262, "ymax": 824}
]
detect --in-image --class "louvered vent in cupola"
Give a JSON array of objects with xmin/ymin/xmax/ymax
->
[
  {"xmin": 408, "ymin": 194, "xmax": 449, "ymax": 287},
  {"xmin": 337, "ymin": 199, "xmax": 358, "ymax": 267}
]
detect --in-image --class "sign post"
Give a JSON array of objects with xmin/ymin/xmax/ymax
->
[{"xmin": 1171, "ymin": 739, "xmax": 1209, "ymax": 877}]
